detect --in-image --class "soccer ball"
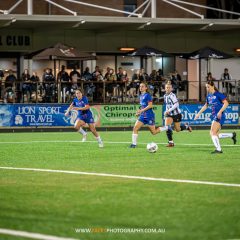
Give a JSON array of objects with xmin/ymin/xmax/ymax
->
[{"xmin": 147, "ymin": 142, "xmax": 158, "ymax": 153}]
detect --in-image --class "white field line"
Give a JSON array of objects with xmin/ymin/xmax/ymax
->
[
  {"xmin": 0, "ymin": 228, "xmax": 78, "ymax": 240},
  {"xmin": 0, "ymin": 140, "xmax": 239, "ymax": 147},
  {"xmin": 0, "ymin": 166, "xmax": 240, "ymax": 188}
]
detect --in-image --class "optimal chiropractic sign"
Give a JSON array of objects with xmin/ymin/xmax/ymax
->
[{"xmin": 0, "ymin": 104, "xmax": 238, "ymax": 127}]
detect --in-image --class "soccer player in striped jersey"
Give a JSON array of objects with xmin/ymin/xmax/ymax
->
[
  {"xmin": 65, "ymin": 88, "xmax": 103, "ymax": 148},
  {"xmin": 164, "ymin": 82, "xmax": 192, "ymax": 147},
  {"xmin": 130, "ymin": 82, "xmax": 170, "ymax": 148},
  {"xmin": 194, "ymin": 81, "xmax": 237, "ymax": 154}
]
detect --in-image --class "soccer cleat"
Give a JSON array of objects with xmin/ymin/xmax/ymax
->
[
  {"xmin": 211, "ymin": 149, "xmax": 223, "ymax": 154},
  {"xmin": 98, "ymin": 141, "xmax": 104, "ymax": 148},
  {"xmin": 129, "ymin": 144, "xmax": 136, "ymax": 148},
  {"xmin": 232, "ymin": 132, "xmax": 237, "ymax": 145},
  {"xmin": 82, "ymin": 134, "xmax": 87, "ymax": 142},
  {"xmin": 186, "ymin": 124, "xmax": 192, "ymax": 132},
  {"xmin": 166, "ymin": 142, "xmax": 174, "ymax": 147}
]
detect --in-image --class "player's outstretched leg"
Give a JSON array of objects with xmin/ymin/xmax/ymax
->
[
  {"xmin": 180, "ymin": 123, "xmax": 192, "ymax": 132},
  {"xmin": 219, "ymin": 132, "xmax": 237, "ymax": 145}
]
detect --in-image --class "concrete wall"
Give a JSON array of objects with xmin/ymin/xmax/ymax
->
[{"xmin": 0, "ymin": 25, "xmax": 239, "ymax": 55}]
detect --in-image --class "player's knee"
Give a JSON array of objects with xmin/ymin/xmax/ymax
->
[
  {"xmin": 133, "ymin": 127, "xmax": 138, "ymax": 133},
  {"xmin": 175, "ymin": 128, "xmax": 181, "ymax": 132},
  {"xmin": 210, "ymin": 131, "xmax": 216, "ymax": 136}
]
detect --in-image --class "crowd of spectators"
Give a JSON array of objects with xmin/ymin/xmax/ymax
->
[{"xmin": 1, "ymin": 65, "xmax": 235, "ymax": 104}]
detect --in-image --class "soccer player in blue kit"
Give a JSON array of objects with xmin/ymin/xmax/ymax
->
[
  {"xmin": 194, "ymin": 81, "xmax": 236, "ymax": 153},
  {"xmin": 130, "ymin": 82, "xmax": 170, "ymax": 148},
  {"xmin": 65, "ymin": 88, "xmax": 103, "ymax": 147}
]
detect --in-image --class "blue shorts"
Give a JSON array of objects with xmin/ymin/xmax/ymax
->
[
  {"xmin": 138, "ymin": 115, "xmax": 155, "ymax": 125},
  {"xmin": 213, "ymin": 114, "xmax": 225, "ymax": 126},
  {"xmin": 77, "ymin": 113, "xmax": 94, "ymax": 124}
]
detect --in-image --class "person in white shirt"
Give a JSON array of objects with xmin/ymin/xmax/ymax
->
[{"xmin": 221, "ymin": 68, "xmax": 233, "ymax": 94}]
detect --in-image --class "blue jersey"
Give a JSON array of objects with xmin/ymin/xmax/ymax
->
[
  {"xmin": 206, "ymin": 91, "xmax": 226, "ymax": 125},
  {"xmin": 72, "ymin": 96, "xmax": 94, "ymax": 123},
  {"xmin": 138, "ymin": 92, "xmax": 155, "ymax": 125}
]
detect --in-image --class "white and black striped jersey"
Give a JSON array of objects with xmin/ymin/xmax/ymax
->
[{"xmin": 164, "ymin": 92, "xmax": 181, "ymax": 116}]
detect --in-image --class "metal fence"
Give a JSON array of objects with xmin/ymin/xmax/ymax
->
[{"xmin": 1, "ymin": 79, "xmax": 239, "ymax": 104}]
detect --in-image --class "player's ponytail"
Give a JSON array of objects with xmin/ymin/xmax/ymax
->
[{"xmin": 207, "ymin": 80, "xmax": 218, "ymax": 91}]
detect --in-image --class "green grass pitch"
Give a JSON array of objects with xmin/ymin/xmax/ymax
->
[{"xmin": 0, "ymin": 129, "xmax": 239, "ymax": 240}]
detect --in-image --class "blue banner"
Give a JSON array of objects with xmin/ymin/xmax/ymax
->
[
  {"xmin": 0, "ymin": 104, "xmax": 74, "ymax": 127},
  {"xmin": 163, "ymin": 104, "xmax": 239, "ymax": 125},
  {"xmin": 0, "ymin": 105, "xmax": 14, "ymax": 127},
  {"xmin": 0, "ymin": 103, "xmax": 239, "ymax": 127}
]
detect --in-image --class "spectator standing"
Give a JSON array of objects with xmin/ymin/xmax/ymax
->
[
  {"xmin": 30, "ymin": 72, "xmax": 41, "ymax": 102},
  {"xmin": 21, "ymin": 69, "xmax": 31, "ymax": 102},
  {"xmin": 82, "ymin": 67, "xmax": 95, "ymax": 97},
  {"xmin": 221, "ymin": 68, "xmax": 233, "ymax": 94},
  {"xmin": 43, "ymin": 68, "xmax": 55, "ymax": 102},
  {"xmin": 57, "ymin": 65, "xmax": 70, "ymax": 102},
  {"xmin": 5, "ymin": 70, "xmax": 16, "ymax": 103}
]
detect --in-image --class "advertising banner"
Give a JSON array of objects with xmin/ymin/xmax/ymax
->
[
  {"xmin": 99, "ymin": 105, "xmax": 163, "ymax": 127},
  {"xmin": 0, "ymin": 103, "xmax": 238, "ymax": 127},
  {"xmin": 0, "ymin": 105, "xmax": 14, "ymax": 127},
  {"xmin": 0, "ymin": 104, "xmax": 162, "ymax": 127},
  {"xmin": 163, "ymin": 104, "xmax": 239, "ymax": 125},
  {"xmin": 0, "ymin": 104, "xmax": 71, "ymax": 127}
]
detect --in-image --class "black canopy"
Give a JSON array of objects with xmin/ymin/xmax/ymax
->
[
  {"xmin": 32, "ymin": 43, "xmax": 95, "ymax": 60},
  {"xmin": 129, "ymin": 46, "xmax": 171, "ymax": 57},
  {"xmin": 181, "ymin": 46, "xmax": 233, "ymax": 60}
]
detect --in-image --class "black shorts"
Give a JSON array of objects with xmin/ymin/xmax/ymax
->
[{"xmin": 167, "ymin": 113, "xmax": 182, "ymax": 123}]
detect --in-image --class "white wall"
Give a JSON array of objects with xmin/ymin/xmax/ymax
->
[
  {"xmin": 188, "ymin": 60, "xmax": 199, "ymax": 101},
  {"xmin": 210, "ymin": 58, "xmax": 240, "ymax": 80},
  {"xmin": 117, "ymin": 56, "xmax": 141, "ymax": 77}
]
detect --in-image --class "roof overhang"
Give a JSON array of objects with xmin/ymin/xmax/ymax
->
[{"xmin": 0, "ymin": 14, "xmax": 240, "ymax": 32}]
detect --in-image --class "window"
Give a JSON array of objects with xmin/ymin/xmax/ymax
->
[{"xmin": 124, "ymin": 0, "xmax": 137, "ymax": 15}]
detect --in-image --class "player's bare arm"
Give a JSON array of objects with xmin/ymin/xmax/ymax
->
[
  {"xmin": 194, "ymin": 103, "xmax": 208, "ymax": 120},
  {"xmin": 136, "ymin": 102, "xmax": 153, "ymax": 116},
  {"xmin": 217, "ymin": 99, "xmax": 229, "ymax": 119}
]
